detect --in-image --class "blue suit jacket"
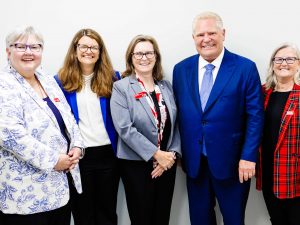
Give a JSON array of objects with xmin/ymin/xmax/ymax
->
[
  {"xmin": 173, "ymin": 49, "xmax": 264, "ymax": 179},
  {"xmin": 54, "ymin": 72, "xmax": 120, "ymax": 153}
]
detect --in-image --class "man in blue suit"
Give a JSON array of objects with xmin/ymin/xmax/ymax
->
[{"xmin": 173, "ymin": 11, "xmax": 264, "ymax": 225}]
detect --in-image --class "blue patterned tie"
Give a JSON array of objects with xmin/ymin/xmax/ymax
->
[
  {"xmin": 200, "ymin": 64, "xmax": 215, "ymax": 111},
  {"xmin": 200, "ymin": 64, "xmax": 215, "ymax": 156}
]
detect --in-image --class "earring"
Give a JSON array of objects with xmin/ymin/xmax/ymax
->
[{"xmin": 7, "ymin": 59, "xmax": 11, "ymax": 68}]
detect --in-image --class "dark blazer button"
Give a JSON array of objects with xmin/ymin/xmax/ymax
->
[{"xmin": 202, "ymin": 120, "xmax": 207, "ymax": 125}]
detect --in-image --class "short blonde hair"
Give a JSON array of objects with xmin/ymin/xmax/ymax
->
[
  {"xmin": 6, "ymin": 26, "xmax": 44, "ymax": 48},
  {"xmin": 192, "ymin": 11, "xmax": 223, "ymax": 34},
  {"xmin": 265, "ymin": 43, "xmax": 300, "ymax": 90}
]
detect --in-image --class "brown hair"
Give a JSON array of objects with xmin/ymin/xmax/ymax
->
[
  {"xmin": 122, "ymin": 34, "xmax": 163, "ymax": 81},
  {"xmin": 58, "ymin": 28, "xmax": 116, "ymax": 97}
]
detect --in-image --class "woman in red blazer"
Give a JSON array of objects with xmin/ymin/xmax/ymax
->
[{"xmin": 257, "ymin": 43, "xmax": 300, "ymax": 225}]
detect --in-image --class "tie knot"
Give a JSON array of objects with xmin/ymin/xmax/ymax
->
[{"xmin": 205, "ymin": 64, "xmax": 215, "ymax": 71}]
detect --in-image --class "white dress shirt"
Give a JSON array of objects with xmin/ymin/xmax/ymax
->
[{"xmin": 198, "ymin": 48, "xmax": 225, "ymax": 94}]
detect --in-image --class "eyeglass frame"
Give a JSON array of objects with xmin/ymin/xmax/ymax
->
[
  {"xmin": 132, "ymin": 51, "xmax": 156, "ymax": 60},
  {"xmin": 272, "ymin": 57, "xmax": 299, "ymax": 64},
  {"xmin": 9, "ymin": 43, "xmax": 43, "ymax": 52},
  {"xmin": 77, "ymin": 44, "xmax": 100, "ymax": 53}
]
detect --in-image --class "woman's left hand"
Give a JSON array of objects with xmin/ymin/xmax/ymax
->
[
  {"xmin": 67, "ymin": 147, "xmax": 81, "ymax": 170},
  {"xmin": 151, "ymin": 163, "xmax": 166, "ymax": 179}
]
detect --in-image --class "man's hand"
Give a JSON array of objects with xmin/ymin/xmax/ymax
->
[{"xmin": 238, "ymin": 159, "xmax": 256, "ymax": 183}]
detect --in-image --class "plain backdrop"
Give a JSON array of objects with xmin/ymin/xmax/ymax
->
[{"xmin": 1, "ymin": 0, "xmax": 299, "ymax": 224}]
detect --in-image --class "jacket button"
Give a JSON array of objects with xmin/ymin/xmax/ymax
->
[{"xmin": 202, "ymin": 120, "xmax": 207, "ymax": 125}]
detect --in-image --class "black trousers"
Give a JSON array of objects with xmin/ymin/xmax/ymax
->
[
  {"xmin": 119, "ymin": 158, "xmax": 177, "ymax": 225},
  {"xmin": 0, "ymin": 202, "xmax": 70, "ymax": 225},
  {"xmin": 70, "ymin": 145, "xmax": 120, "ymax": 225},
  {"xmin": 262, "ymin": 187, "xmax": 300, "ymax": 225}
]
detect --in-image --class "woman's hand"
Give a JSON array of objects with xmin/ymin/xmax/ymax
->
[
  {"xmin": 54, "ymin": 154, "xmax": 73, "ymax": 171},
  {"xmin": 54, "ymin": 147, "xmax": 81, "ymax": 172},
  {"xmin": 153, "ymin": 149, "xmax": 176, "ymax": 170},
  {"xmin": 67, "ymin": 147, "xmax": 81, "ymax": 170},
  {"xmin": 151, "ymin": 163, "xmax": 165, "ymax": 178}
]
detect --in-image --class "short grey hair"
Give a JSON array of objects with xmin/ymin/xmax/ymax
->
[
  {"xmin": 192, "ymin": 11, "xmax": 223, "ymax": 34},
  {"xmin": 265, "ymin": 43, "xmax": 300, "ymax": 90},
  {"xmin": 5, "ymin": 26, "xmax": 44, "ymax": 48}
]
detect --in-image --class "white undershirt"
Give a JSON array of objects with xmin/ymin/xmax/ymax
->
[
  {"xmin": 198, "ymin": 48, "xmax": 225, "ymax": 94},
  {"xmin": 77, "ymin": 73, "xmax": 111, "ymax": 147}
]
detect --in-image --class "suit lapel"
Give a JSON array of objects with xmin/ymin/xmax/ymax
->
[
  {"xmin": 129, "ymin": 75, "xmax": 157, "ymax": 127},
  {"xmin": 158, "ymin": 81, "xmax": 174, "ymax": 123},
  {"xmin": 11, "ymin": 69, "xmax": 60, "ymax": 129},
  {"xmin": 100, "ymin": 97, "xmax": 107, "ymax": 127},
  {"xmin": 68, "ymin": 92, "xmax": 79, "ymax": 123},
  {"xmin": 204, "ymin": 49, "xmax": 235, "ymax": 111},
  {"xmin": 275, "ymin": 85, "xmax": 300, "ymax": 151},
  {"xmin": 189, "ymin": 55, "xmax": 203, "ymax": 113}
]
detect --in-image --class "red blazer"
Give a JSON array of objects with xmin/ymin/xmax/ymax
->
[{"xmin": 257, "ymin": 84, "xmax": 300, "ymax": 199}]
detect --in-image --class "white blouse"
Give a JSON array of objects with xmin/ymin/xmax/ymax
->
[{"xmin": 77, "ymin": 73, "xmax": 111, "ymax": 147}]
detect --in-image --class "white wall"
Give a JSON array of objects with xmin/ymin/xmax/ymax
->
[{"xmin": 1, "ymin": 0, "xmax": 299, "ymax": 224}]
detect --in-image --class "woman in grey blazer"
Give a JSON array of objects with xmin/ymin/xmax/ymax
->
[{"xmin": 110, "ymin": 35, "xmax": 181, "ymax": 225}]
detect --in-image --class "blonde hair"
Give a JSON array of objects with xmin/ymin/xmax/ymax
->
[
  {"xmin": 265, "ymin": 43, "xmax": 300, "ymax": 90},
  {"xmin": 122, "ymin": 34, "xmax": 163, "ymax": 81},
  {"xmin": 58, "ymin": 28, "xmax": 116, "ymax": 97},
  {"xmin": 6, "ymin": 26, "xmax": 44, "ymax": 47}
]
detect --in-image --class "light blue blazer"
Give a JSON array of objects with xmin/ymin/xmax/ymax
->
[
  {"xmin": 110, "ymin": 75, "xmax": 181, "ymax": 161},
  {"xmin": 0, "ymin": 66, "xmax": 84, "ymax": 214}
]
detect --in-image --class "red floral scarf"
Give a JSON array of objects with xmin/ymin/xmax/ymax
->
[{"xmin": 136, "ymin": 78, "xmax": 167, "ymax": 147}]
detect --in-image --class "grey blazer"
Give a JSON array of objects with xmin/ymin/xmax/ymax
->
[{"xmin": 110, "ymin": 75, "xmax": 181, "ymax": 161}]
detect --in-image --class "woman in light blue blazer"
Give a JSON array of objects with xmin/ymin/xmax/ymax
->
[
  {"xmin": 0, "ymin": 26, "xmax": 84, "ymax": 225},
  {"xmin": 55, "ymin": 28, "xmax": 120, "ymax": 225},
  {"xmin": 110, "ymin": 35, "xmax": 181, "ymax": 225}
]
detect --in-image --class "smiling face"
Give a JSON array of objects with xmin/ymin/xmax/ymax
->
[
  {"xmin": 273, "ymin": 47, "xmax": 300, "ymax": 82},
  {"xmin": 76, "ymin": 36, "xmax": 99, "ymax": 71},
  {"xmin": 132, "ymin": 41, "xmax": 156, "ymax": 77},
  {"xmin": 193, "ymin": 18, "xmax": 225, "ymax": 62},
  {"xmin": 6, "ymin": 34, "xmax": 42, "ymax": 78}
]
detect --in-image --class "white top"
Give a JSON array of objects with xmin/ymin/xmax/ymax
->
[
  {"xmin": 77, "ymin": 73, "xmax": 111, "ymax": 147},
  {"xmin": 198, "ymin": 47, "xmax": 225, "ymax": 94}
]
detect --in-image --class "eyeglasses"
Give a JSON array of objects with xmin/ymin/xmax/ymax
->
[
  {"xmin": 132, "ymin": 51, "xmax": 155, "ymax": 60},
  {"xmin": 10, "ymin": 43, "xmax": 43, "ymax": 52},
  {"xmin": 273, "ymin": 57, "xmax": 299, "ymax": 64},
  {"xmin": 77, "ymin": 44, "xmax": 100, "ymax": 53}
]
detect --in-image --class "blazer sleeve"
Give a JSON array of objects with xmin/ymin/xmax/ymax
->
[
  {"xmin": 241, "ymin": 63, "xmax": 264, "ymax": 162},
  {"xmin": 110, "ymin": 81, "xmax": 158, "ymax": 161},
  {"xmin": 51, "ymin": 75, "xmax": 84, "ymax": 149}
]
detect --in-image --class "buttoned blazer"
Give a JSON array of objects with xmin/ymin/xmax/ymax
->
[
  {"xmin": 257, "ymin": 84, "xmax": 300, "ymax": 199},
  {"xmin": 173, "ymin": 49, "xmax": 264, "ymax": 179},
  {"xmin": 54, "ymin": 72, "xmax": 120, "ymax": 153},
  {"xmin": 0, "ymin": 66, "xmax": 84, "ymax": 214},
  {"xmin": 110, "ymin": 75, "xmax": 181, "ymax": 161}
]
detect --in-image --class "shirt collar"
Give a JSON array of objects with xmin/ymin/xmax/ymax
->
[{"xmin": 198, "ymin": 47, "xmax": 225, "ymax": 69}]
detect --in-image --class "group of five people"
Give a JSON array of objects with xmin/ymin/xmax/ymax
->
[{"xmin": 0, "ymin": 11, "xmax": 299, "ymax": 225}]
